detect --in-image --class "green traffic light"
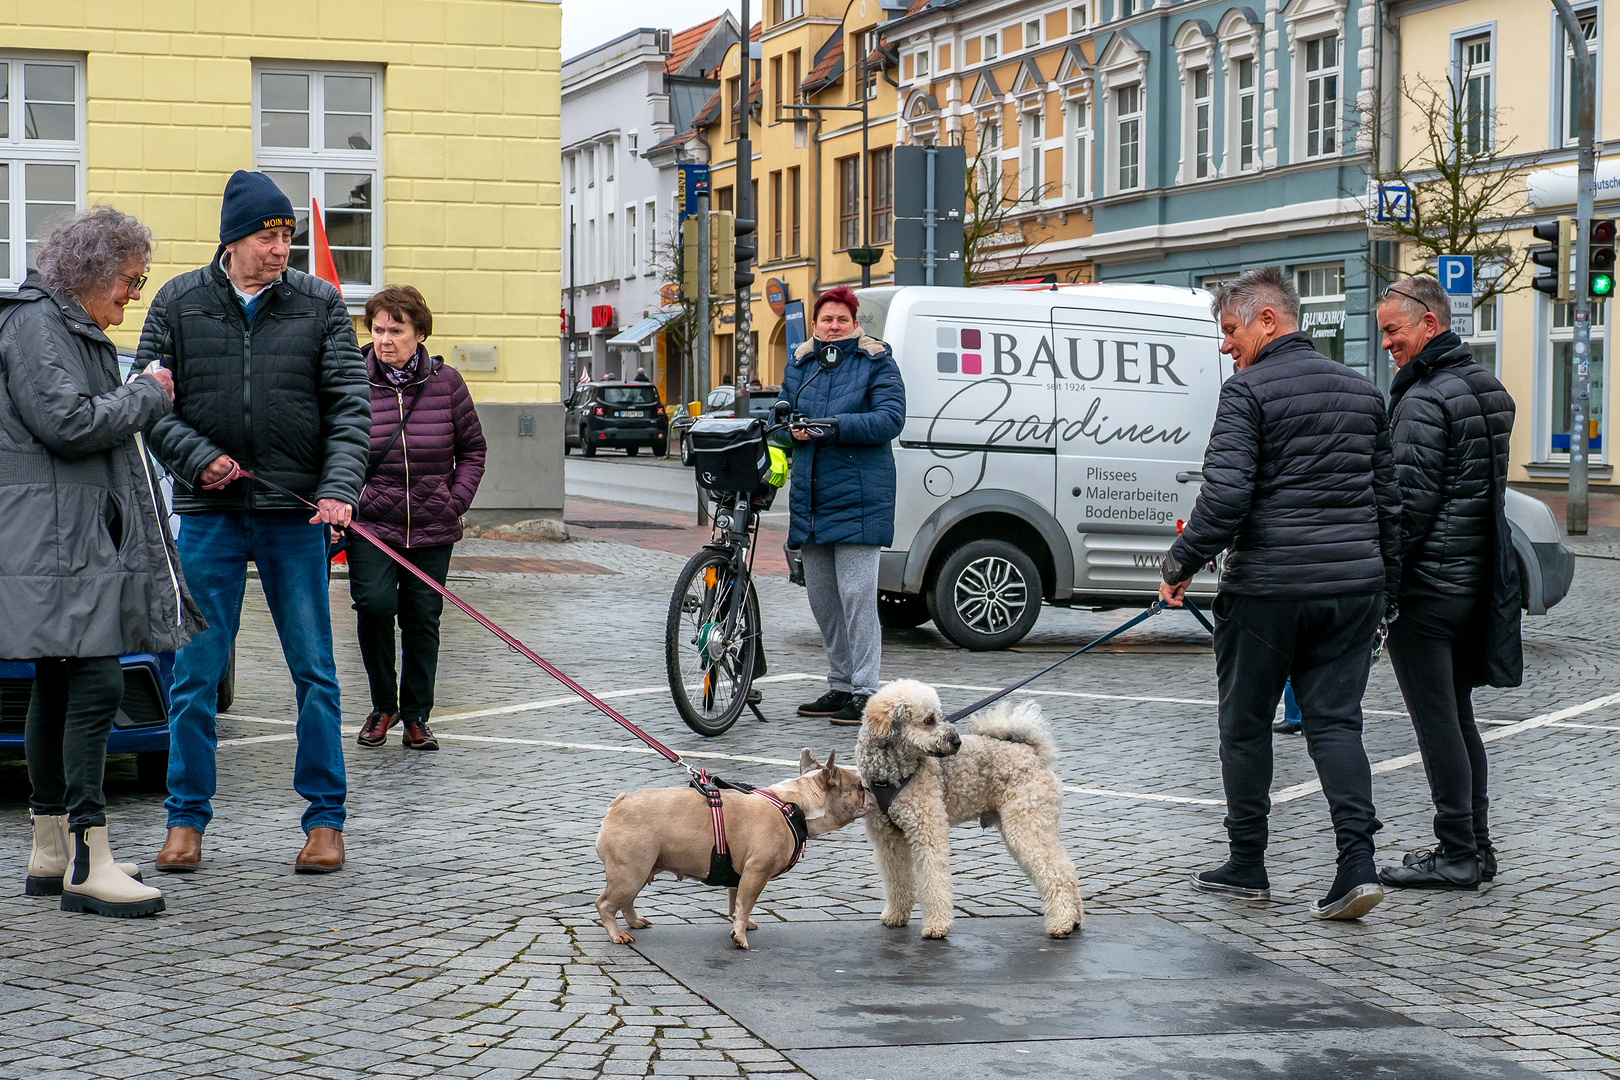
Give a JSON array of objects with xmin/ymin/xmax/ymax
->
[{"xmin": 1593, "ymin": 273, "xmax": 1616, "ymax": 298}]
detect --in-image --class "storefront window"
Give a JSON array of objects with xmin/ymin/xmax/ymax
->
[
  {"xmin": 1550, "ymin": 300, "xmax": 1605, "ymax": 458},
  {"xmin": 1296, "ymin": 263, "xmax": 1345, "ymax": 363}
]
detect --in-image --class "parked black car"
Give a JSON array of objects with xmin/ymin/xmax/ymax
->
[{"xmin": 565, "ymin": 382, "xmax": 669, "ymax": 457}]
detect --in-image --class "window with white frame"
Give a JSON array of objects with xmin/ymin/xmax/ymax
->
[
  {"xmin": 1464, "ymin": 294, "xmax": 1498, "ymax": 377},
  {"xmin": 916, "ymin": 49, "xmax": 930, "ymax": 78},
  {"xmin": 1561, "ymin": 8, "xmax": 1598, "ymax": 148},
  {"xmin": 1022, "ymin": 107, "xmax": 1045, "ymax": 203},
  {"xmin": 1115, "ymin": 82, "xmax": 1142, "ymax": 191},
  {"xmin": 1190, "ymin": 67, "xmax": 1212, "ymax": 179},
  {"xmin": 626, "ymin": 204, "xmax": 639, "ymax": 277},
  {"xmin": 1456, "ymin": 32, "xmax": 1493, "ymax": 157},
  {"xmin": 978, "ymin": 118, "xmax": 1002, "ymax": 196},
  {"xmin": 1068, "ymin": 96, "xmax": 1092, "ymax": 201},
  {"xmin": 255, "ymin": 64, "xmax": 382, "ymax": 295},
  {"xmin": 1550, "ymin": 298, "xmax": 1605, "ymax": 458},
  {"xmin": 1120, "ymin": 0, "xmax": 1136, "ymax": 17},
  {"xmin": 1236, "ymin": 57, "xmax": 1258, "ymax": 170},
  {"xmin": 984, "ymin": 33, "xmax": 1000, "ymax": 61},
  {"xmin": 644, "ymin": 199, "xmax": 658, "ymax": 270},
  {"xmin": 1296, "ymin": 263, "xmax": 1346, "ymax": 363},
  {"xmin": 1302, "ymin": 33, "xmax": 1339, "ymax": 158},
  {"xmin": 1070, "ymin": 5, "xmax": 1089, "ymax": 34},
  {"xmin": 0, "ymin": 56, "xmax": 83, "ymax": 287},
  {"xmin": 1025, "ymin": 20, "xmax": 1042, "ymax": 48}
]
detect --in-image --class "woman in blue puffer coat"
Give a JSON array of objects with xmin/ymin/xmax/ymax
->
[{"xmin": 780, "ymin": 286, "xmax": 906, "ymax": 725}]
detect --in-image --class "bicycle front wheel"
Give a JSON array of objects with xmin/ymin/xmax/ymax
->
[{"xmin": 666, "ymin": 547, "xmax": 758, "ymax": 737}]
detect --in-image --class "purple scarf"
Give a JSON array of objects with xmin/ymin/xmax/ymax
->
[{"xmin": 379, "ymin": 346, "xmax": 423, "ymax": 387}]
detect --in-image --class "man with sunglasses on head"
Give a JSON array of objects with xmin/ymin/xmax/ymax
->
[
  {"xmin": 1160, "ymin": 266, "xmax": 1403, "ymax": 921},
  {"xmin": 1373, "ymin": 275, "xmax": 1516, "ymax": 892},
  {"xmin": 137, "ymin": 170, "xmax": 370, "ymax": 876}
]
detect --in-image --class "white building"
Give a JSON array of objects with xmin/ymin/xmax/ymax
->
[{"xmin": 561, "ymin": 16, "xmax": 736, "ymax": 394}]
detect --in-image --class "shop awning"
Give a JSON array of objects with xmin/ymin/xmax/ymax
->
[{"xmin": 606, "ymin": 309, "xmax": 680, "ymax": 348}]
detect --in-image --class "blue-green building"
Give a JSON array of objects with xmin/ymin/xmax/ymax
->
[{"xmin": 1084, "ymin": 0, "xmax": 1373, "ymax": 375}]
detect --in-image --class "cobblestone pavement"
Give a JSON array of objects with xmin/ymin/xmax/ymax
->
[{"xmin": 2, "ymin": 493, "xmax": 1618, "ymax": 1080}]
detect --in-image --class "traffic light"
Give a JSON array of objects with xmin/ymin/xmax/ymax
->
[
  {"xmin": 1589, "ymin": 218, "xmax": 1616, "ymax": 300},
  {"xmin": 733, "ymin": 217, "xmax": 758, "ymax": 290},
  {"xmin": 712, "ymin": 210, "xmax": 735, "ymax": 293},
  {"xmin": 1531, "ymin": 216, "xmax": 1574, "ymax": 302},
  {"xmin": 680, "ymin": 216, "xmax": 702, "ymax": 300}
]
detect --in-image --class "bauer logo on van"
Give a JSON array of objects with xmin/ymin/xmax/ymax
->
[{"xmin": 932, "ymin": 323, "xmax": 1188, "ymax": 387}]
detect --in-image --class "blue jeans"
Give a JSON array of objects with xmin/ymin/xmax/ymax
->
[
  {"xmin": 1284, "ymin": 681, "xmax": 1302, "ymax": 726},
  {"xmin": 165, "ymin": 510, "xmax": 346, "ymax": 834}
]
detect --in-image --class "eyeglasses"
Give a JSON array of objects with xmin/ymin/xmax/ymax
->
[
  {"xmin": 1381, "ymin": 286, "xmax": 1432, "ymax": 314},
  {"xmin": 118, "ymin": 271, "xmax": 149, "ymax": 292}
]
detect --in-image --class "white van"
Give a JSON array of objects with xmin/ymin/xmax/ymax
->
[{"xmin": 856, "ymin": 283, "xmax": 1574, "ymax": 650}]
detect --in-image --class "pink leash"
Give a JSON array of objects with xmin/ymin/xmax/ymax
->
[{"xmin": 234, "ymin": 469, "xmax": 695, "ymax": 773}]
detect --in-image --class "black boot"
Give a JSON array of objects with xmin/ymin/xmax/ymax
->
[
  {"xmin": 1312, "ymin": 859, "xmax": 1382, "ymax": 920},
  {"xmin": 1382, "ymin": 848, "xmax": 1481, "ymax": 891},
  {"xmin": 1190, "ymin": 860, "xmax": 1270, "ymax": 901}
]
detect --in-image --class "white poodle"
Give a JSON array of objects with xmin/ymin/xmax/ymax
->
[{"xmin": 855, "ymin": 679, "xmax": 1084, "ymax": 939}]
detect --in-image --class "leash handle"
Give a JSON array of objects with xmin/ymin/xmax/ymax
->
[{"xmin": 222, "ymin": 468, "xmax": 695, "ymax": 770}]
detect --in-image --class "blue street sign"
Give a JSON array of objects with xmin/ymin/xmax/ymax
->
[
  {"xmin": 783, "ymin": 300, "xmax": 807, "ymax": 357},
  {"xmin": 1438, "ymin": 255, "xmax": 1474, "ymax": 295},
  {"xmin": 677, "ymin": 164, "xmax": 709, "ymax": 223}
]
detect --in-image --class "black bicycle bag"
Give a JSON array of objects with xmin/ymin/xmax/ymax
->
[{"xmin": 689, "ymin": 416, "xmax": 770, "ymax": 493}]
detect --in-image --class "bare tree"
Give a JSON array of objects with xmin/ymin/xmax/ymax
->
[
  {"xmin": 646, "ymin": 219, "xmax": 721, "ymax": 403},
  {"xmin": 1364, "ymin": 75, "xmax": 1541, "ymax": 305},
  {"xmin": 962, "ymin": 122, "xmax": 1058, "ymax": 286}
]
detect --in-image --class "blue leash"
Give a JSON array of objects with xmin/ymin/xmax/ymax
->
[{"xmin": 942, "ymin": 595, "xmax": 1216, "ymax": 725}]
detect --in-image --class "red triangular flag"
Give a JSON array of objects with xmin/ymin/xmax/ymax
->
[{"xmin": 311, "ymin": 196, "xmax": 343, "ymax": 297}]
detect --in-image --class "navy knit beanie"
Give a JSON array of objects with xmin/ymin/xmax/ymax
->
[{"xmin": 219, "ymin": 170, "xmax": 297, "ymax": 245}]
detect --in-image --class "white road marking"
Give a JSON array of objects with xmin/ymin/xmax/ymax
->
[{"xmin": 213, "ymin": 677, "xmax": 1614, "ymax": 807}]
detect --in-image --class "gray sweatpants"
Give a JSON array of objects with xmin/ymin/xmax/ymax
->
[{"xmin": 801, "ymin": 543, "xmax": 882, "ymax": 696}]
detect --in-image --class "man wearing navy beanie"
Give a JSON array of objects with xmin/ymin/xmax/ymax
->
[{"xmin": 137, "ymin": 169, "xmax": 370, "ymax": 876}]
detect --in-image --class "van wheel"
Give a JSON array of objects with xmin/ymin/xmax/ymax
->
[
  {"xmin": 877, "ymin": 591, "xmax": 931, "ymax": 629},
  {"xmin": 928, "ymin": 540, "xmax": 1041, "ymax": 650}
]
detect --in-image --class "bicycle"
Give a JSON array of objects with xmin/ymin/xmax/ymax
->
[{"xmin": 666, "ymin": 401, "xmax": 838, "ymax": 736}]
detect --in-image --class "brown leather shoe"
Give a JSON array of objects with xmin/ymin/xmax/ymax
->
[
  {"xmin": 295, "ymin": 827, "xmax": 344, "ymax": 874},
  {"xmin": 356, "ymin": 710, "xmax": 396, "ymax": 748},
  {"xmin": 155, "ymin": 826, "xmax": 202, "ymax": 873},
  {"xmin": 401, "ymin": 718, "xmax": 439, "ymax": 751}
]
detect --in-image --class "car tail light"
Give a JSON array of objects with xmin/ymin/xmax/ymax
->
[
  {"xmin": 655, "ymin": 405, "xmax": 666, "ymax": 416},
  {"xmin": 593, "ymin": 406, "xmax": 606, "ymax": 417}
]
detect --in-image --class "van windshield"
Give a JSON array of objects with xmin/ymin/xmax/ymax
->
[
  {"xmin": 855, "ymin": 288, "xmax": 895, "ymax": 340},
  {"xmin": 600, "ymin": 386, "xmax": 660, "ymax": 405}
]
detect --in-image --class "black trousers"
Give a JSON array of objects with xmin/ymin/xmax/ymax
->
[
  {"xmin": 1385, "ymin": 592, "xmax": 1488, "ymax": 857},
  {"xmin": 1212, "ymin": 593, "xmax": 1384, "ymax": 869},
  {"xmin": 347, "ymin": 535, "xmax": 455, "ymax": 722},
  {"xmin": 25, "ymin": 656, "xmax": 124, "ymax": 826}
]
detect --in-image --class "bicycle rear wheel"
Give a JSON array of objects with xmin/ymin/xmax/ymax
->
[{"xmin": 666, "ymin": 547, "xmax": 758, "ymax": 736}]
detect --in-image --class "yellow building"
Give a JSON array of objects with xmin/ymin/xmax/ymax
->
[
  {"xmin": 889, "ymin": 0, "xmax": 1097, "ymax": 287},
  {"xmin": 3, "ymin": 0, "xmax": 563, "ymax": 511},
  {"xmin": 690, "ymin": 2, "xmax": 903, "ymax": 389},
  {"xmin": 1390, "ymin": 0, "xmax": 1617, "ymax": 487}
]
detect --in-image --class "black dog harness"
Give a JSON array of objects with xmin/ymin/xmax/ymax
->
[
  {"xmin": 690, "ymin": 771, "xmax": 809, "ymax": 888},
  {"xmin": 866, "ymin": 774, "xmax": 913, "ymax": 819}
]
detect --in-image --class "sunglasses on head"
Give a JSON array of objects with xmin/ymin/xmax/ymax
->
[{"xmin": 1381, "ymin": 286, "xmax": 1433, "ymax": 314}]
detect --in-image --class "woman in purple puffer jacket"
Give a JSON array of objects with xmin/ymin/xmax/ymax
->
[{"xmin": 350, "ymin": 285, "xmax": 486, "ymax": 752}]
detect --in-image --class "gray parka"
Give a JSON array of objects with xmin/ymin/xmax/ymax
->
[{"xmin": 0, "ymin": 275, "xmax": 205, "ymax": 659}]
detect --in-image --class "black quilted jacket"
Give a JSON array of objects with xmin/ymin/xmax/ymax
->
[
  {"xmin": 138, "ymin": 254, "xmax": 370, "ymax": 513},
  {"xmin": 1167, "ymin": 332, "xmax": 1402, "ymax": 599},
  {"xmin": 1387, "ymin": 332, "xmax": 1515, "ymax": 596}
]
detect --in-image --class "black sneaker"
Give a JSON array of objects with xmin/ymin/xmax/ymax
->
[
  {"xmin": 1480, "ymin": 844, "xmax": 1498, "ymax": 883},
  {"xmin": 798, "ymin": 690, "xmax": 852, "ymax": 717},
  {"xmin": 1312, "ymin": 860, "xmax": 1383, "ymax": 920},
  {"xmin": 827, "ymin": 694, "xmax": 870, "ymax": 726},
  {"xmin": 1272, "ymin": 718, "xmax": 1303, "ymax": 735},
  {"xmin": 1380, "ymin": 848, "xmax": 1480, "ymax": 891},
  {"xmin": 1190, "ymin": 861, "xmax": 1270, "ymax": 901}
]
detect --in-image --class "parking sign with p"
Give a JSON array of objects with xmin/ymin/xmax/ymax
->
[{"xmin": 1438, "ymin": 255, "xmax": 1474, "ymax": 296}]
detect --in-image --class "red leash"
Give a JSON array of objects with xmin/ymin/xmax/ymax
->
[{"xmin": 231, "ymin": 469, "xmax": 693, "ymax": 772}]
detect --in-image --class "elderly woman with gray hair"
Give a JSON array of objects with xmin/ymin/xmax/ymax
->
[{"xmin": 0, "ymin": 205, "xmax": 203, "ymax": 918}]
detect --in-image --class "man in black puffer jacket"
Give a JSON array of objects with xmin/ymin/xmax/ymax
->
[
  {"xmin": 139, "ymin": 171, "xmax": 370, "ymax": 876},
  {"xmin": 1160, "ymin": 266, "xmax": 1402, "ymax": 922},
  {"xmin": 1373, "ymin": 276, "xmax": 1515, "ymax": 893}
]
